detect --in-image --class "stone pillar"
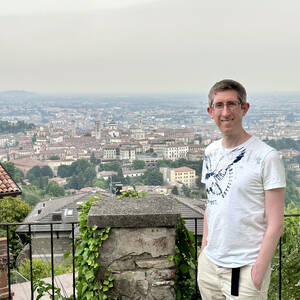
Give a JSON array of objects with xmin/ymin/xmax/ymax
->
[
  {"xmin": 0, "ymin": 238, "xmax": 10, "ymax": 300},
  {"xmin": 88, "ymin": 194, "xmax": 180, "ymax": 300}
]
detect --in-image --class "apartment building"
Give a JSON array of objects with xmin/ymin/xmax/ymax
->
[
  {"xmin": 163, "ymin": 144, "xmax": 189, "ymax": 161},
  {"xmin": 160, "ymin": 166, "xmax": 196, "ymax": 188}
]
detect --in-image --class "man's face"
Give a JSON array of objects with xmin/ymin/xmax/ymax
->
[{"xmin": 207, "ymin": 89, "xmax": 249, "ymax": 136}]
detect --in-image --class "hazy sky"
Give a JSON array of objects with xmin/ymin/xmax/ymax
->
[{"xmin": 0, "ymin": 0, "xmax": 299, "ymax": 94}]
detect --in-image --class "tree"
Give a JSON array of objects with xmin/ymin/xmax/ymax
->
[
  {"xmin": 83, "ymin": 166, "xmax": 97, "ymax": 187},
  {"xmin": 90, "ymin": 152, "xmax": 100, "ymax": 165},
  {"xmin": 143, "ymin": 168, "xmax": 163, "ymax": 186},
  {"xmin": 32, "ymin": 176, "xmax": 48, "ymax": 190},
  {"xmin": 0, "ymin": 196, "xmax": 31, "ymax": 258},
  {"xmin": 41, "ymin": 166, "xmax": 54, "ymax": 178},
  {"xmin": 182, "ymin": 184, "xmax": 191, "ymax": 197},
  {"xmin": 67, "ymin": 174, "xmax": 85, "ymax": 190},
  {"xmin": 1, "ymin": 162, "xmax": 24, "ymax": 183},
  {"xmin": 57, "ymin": 165, "xmax": 72, "ymax": 178},
  {"xmin": 70, "ymin": 159, "xmax": 90, "ymax": 175},
  {"xmin": 45, "ymin": 181, "xmax": 65, "ymax": 197},
  {"xmin": 49, "ymin": 155, "xmax": 60, "ymax": 160},
  {"xmin": 172, "ymin": 186, "xmax": 179, "ymax": 195},
  {"xmin": 0, "ymin": 196, "xmax": 30, "ymax": 224},
  {"xmin": 26, "ymin": 166, "xmax": 42, "ymax": 182},
  {"xmin": 2, "ymin": 162, "xmax": 16, "ymax": 179},
  {"xmin": 99, "ymin": 161, "xmax": 122, "ymax": 173},
  {"xmin": 58, "ymin": 160, "xmax": 97, "ymax": 190},
  {"xmin": 132, "ymin": 160, "xmax": 146, "ymax": 170},
  {"xmin": 268, "ymin": 203, "xmax": 300, "ymax": 300},
  {"xmin": 22, "ymin": 193, "xmax": 41, "ymax": 207},
  {"xmin": 285, "ymin": 180, "xmax": 300, "ymax": 207}
]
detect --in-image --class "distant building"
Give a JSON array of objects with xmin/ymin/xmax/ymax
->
[
  {"xmin": 163, "ymin": 144, "xmax": 189, "ymax": 161},
  {"xmin": 160, "ymin": 166, "xmax": 196, "ymax": 188},
  {"xmin": 17, "ymin": 192, "xmax": 96, "ymax": 263},
  {"xmin": 123, "ymin": 169, "xmax": 146, "ymax": 178}
]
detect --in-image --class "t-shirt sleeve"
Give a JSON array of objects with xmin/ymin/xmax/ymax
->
[{"xmin": 262, "ymin": 150, "xmax": 286, "ymax": 190}]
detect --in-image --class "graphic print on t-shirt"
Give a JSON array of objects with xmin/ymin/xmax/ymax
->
[{"xmin": 204, "ymin": 147, "xmax": 246, "ymax": 201}]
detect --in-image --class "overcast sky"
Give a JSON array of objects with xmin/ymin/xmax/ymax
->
[{"xmin": 0, "ymin": 0, "xmax": 299, "ymax": 94}]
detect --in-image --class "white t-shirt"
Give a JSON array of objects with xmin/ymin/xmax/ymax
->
[{"xmin": 202, "ymin": 136, "xmax": 286, "ymax": 268}]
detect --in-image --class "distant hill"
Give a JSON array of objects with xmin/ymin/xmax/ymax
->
[
  {"xmin": 0, "ymin": 120, "xmax": 35, "ymax": 134},
  {"xmin": 0, "ymin": 90, "xmax": 39, "ymax": 102}
]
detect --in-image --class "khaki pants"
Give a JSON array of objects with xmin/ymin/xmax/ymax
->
[{"xmin": 197, "ymin": 252, "xmax": 271, "ymax": 300}]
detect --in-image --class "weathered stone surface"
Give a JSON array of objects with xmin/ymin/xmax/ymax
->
[
  {"xmin": 135, "ymin": 258, "xmax": 174, "ymax": 269},
  {"xmin": 99, "ymin": 227, "xmax": 176, "ymax": 267},
  {"xmin": 88, "ymin": 194, "xmax": 180, "ymax": 228},
  {"xmin": 90, "ymin": 194, "xmax": 178, "ymax": 300},
  {"xmin": 147, "ymin": 269, "xmax": 175, "ymax": 281},
  {"xmin": 109, "ymin": 257, "xmax": 136, "ymax": 271},
  {"xmin": 151, "ymin": 286, "xmax": 175, "ymax": 300},
  {"xmin": 114, "ymin": 271, "xmax": 148, "ymax": 297},
  {"xmin": 152, "ymin": 281, "xmax": 174, "ymax": 287}
]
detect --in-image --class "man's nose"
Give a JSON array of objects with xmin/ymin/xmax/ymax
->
[{"xmin": 221, "ymin": 105, "xmax": 231, "ymax": 115}]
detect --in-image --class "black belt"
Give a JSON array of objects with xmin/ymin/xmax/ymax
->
[{"xmin": 231, "ymin": 267, "xmax": 240, "ymax": 296}]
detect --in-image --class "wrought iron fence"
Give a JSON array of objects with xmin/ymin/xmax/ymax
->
[{"xmin": 1, "ymin": 214, "xmax": 299, "ymax": 300}]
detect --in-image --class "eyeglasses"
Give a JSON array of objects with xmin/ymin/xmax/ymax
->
[{"xmin": 211, "ymin": 101, "xmax": 242, "ymax": 111}]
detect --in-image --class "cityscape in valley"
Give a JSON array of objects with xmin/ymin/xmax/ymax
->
[
  {"xmin": 0, "ymin": 90, "xmax": 299, "ymax": 299},
  {"xmin": 0, "ymin": 90, "xmax": 299, "ymax": 205}
]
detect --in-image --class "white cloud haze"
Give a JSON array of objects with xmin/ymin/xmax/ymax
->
[{"xmin": 0, "ymin": 0, "xmax": 299, "ymax": 94}]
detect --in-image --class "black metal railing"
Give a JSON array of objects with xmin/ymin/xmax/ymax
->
[
  {"xmin": 1, "ymin": 221, "xmax": 78, "ymax": 300},
  {"xmin": 1, "ymin": 214, "xmax": 299, "ymax": 300}
]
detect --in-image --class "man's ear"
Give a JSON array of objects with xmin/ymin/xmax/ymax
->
[
  {"xmin": 207, "ymin": 106, "xmax": 213, "ymax": 118},
  {"xmin": 242, "ymin": 102, "xmax": 250, "ymax": 116}
]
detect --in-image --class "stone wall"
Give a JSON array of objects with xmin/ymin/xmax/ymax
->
[{"xmin": 88, "ymin": 194, "xmax": 180, "ymax": 300}]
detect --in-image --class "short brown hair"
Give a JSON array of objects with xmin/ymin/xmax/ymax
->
[{"xmin": 208, "ymin": 79, "xmax": 247, "ymax": 107}]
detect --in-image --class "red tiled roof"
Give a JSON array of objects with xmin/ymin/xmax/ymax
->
[{"xmin": 0, "ymin": 163, "xmax": 22, "ymax": 198}]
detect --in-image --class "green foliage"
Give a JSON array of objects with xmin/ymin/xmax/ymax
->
[
  {"xmin": 182, "ymin": 185, "xmax": 191, "ymax": 197},
  {"xmin": 58, "ymin": 160, "xmax": 96, "ymax": 190},
  {"xmin": 99, "ymin": 161, "xmax": 122, "ymax": 173},
  {"xmin": 49, "ymin": 155, "xmax": 60, "ymax": 160},
  {"xmin": 34, "ymin": 195, "xmax": 115, "ymax": 299},
  {"xmin": 143, "ymin": 167, "xmax": 163, "ymax": 185},
  {"xmin": 45, "ymin": 181, "xmax": 65, "ymax": 197},
  {"xmin": 41, "ymin": 166, "xmax": 54, "ymax": 178},
  {"xmin": 265, "ymin": 138, "xmax": 300, "ymax": 152},
  {"xmin": 22, "ymin": 192, "xmax": 41, "ymax": 207},
  {"xmin": 33, "ymin": 280, "xmax": 73, "ymax": 300},
  {"xmin": 172, "ymin": 186, "xmax": 179, "ymax": 195},
  {"xmin": 1, "ymin": 162, "xmax": 24, "ymax": 183},
  {"xmin": 118, "ymin": 189, "xmax": 147, "ymax": 198},
  {"xmin": 268, "ymin": 203, "xmax": 300, "ymax": 300},
  {"xmin": 18, "ymin": 258, "xmax": 73, "ymax": 281},
  {"xmin": 26, "ymin": 166, "xmax": 43, "ymax": 181},
  {"xmin": 57, "ymin": 165, "xmax": 72, "ymax": 178},
  {"xmin": 132, "ymin": 160, "xmax": 146, "ymax": 170},
  {"xmin": 0, "ymin": 196, "xmax": 31, "ymax": 225},
  {"xmin": 94, "ymin": 179, "xmax": 109, "ymax": 190},
  {"xmin": 73, "ymin": 196, "xmax": 115, "ymax": 299},
  {"xmin": 0, "ymin": 120, "xmax": 35, "ymax": 134},
  {"xmin": 174, "ymin": 217, "xmax": 198, "ymax": 299},
  {"xmin": 285, "ymin": 179, "xmax": 300, "ymax": 207},
  {"xmin": 31, "ymin": 176, "xmax": 49, "ymax": 189},
  {"xmin": 0, "ymin": 196, "xmax": 31, "ymax": 260},
  {"xmin": 90, "ymin": 152, "xmax": 100, "ymax": 165},
  {"xmin": 18, "ymin": 258, "xmax": 51, "ymax": 281}
]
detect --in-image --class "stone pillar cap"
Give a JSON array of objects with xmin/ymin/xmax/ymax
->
[{"xmin": 88, "ymin": 194, "xmax": 180, "ymax": 228}]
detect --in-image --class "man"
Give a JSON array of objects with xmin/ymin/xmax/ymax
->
[{"xmin": 197, "ymin": 79, "xmax": 286, "ymax": 299}]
